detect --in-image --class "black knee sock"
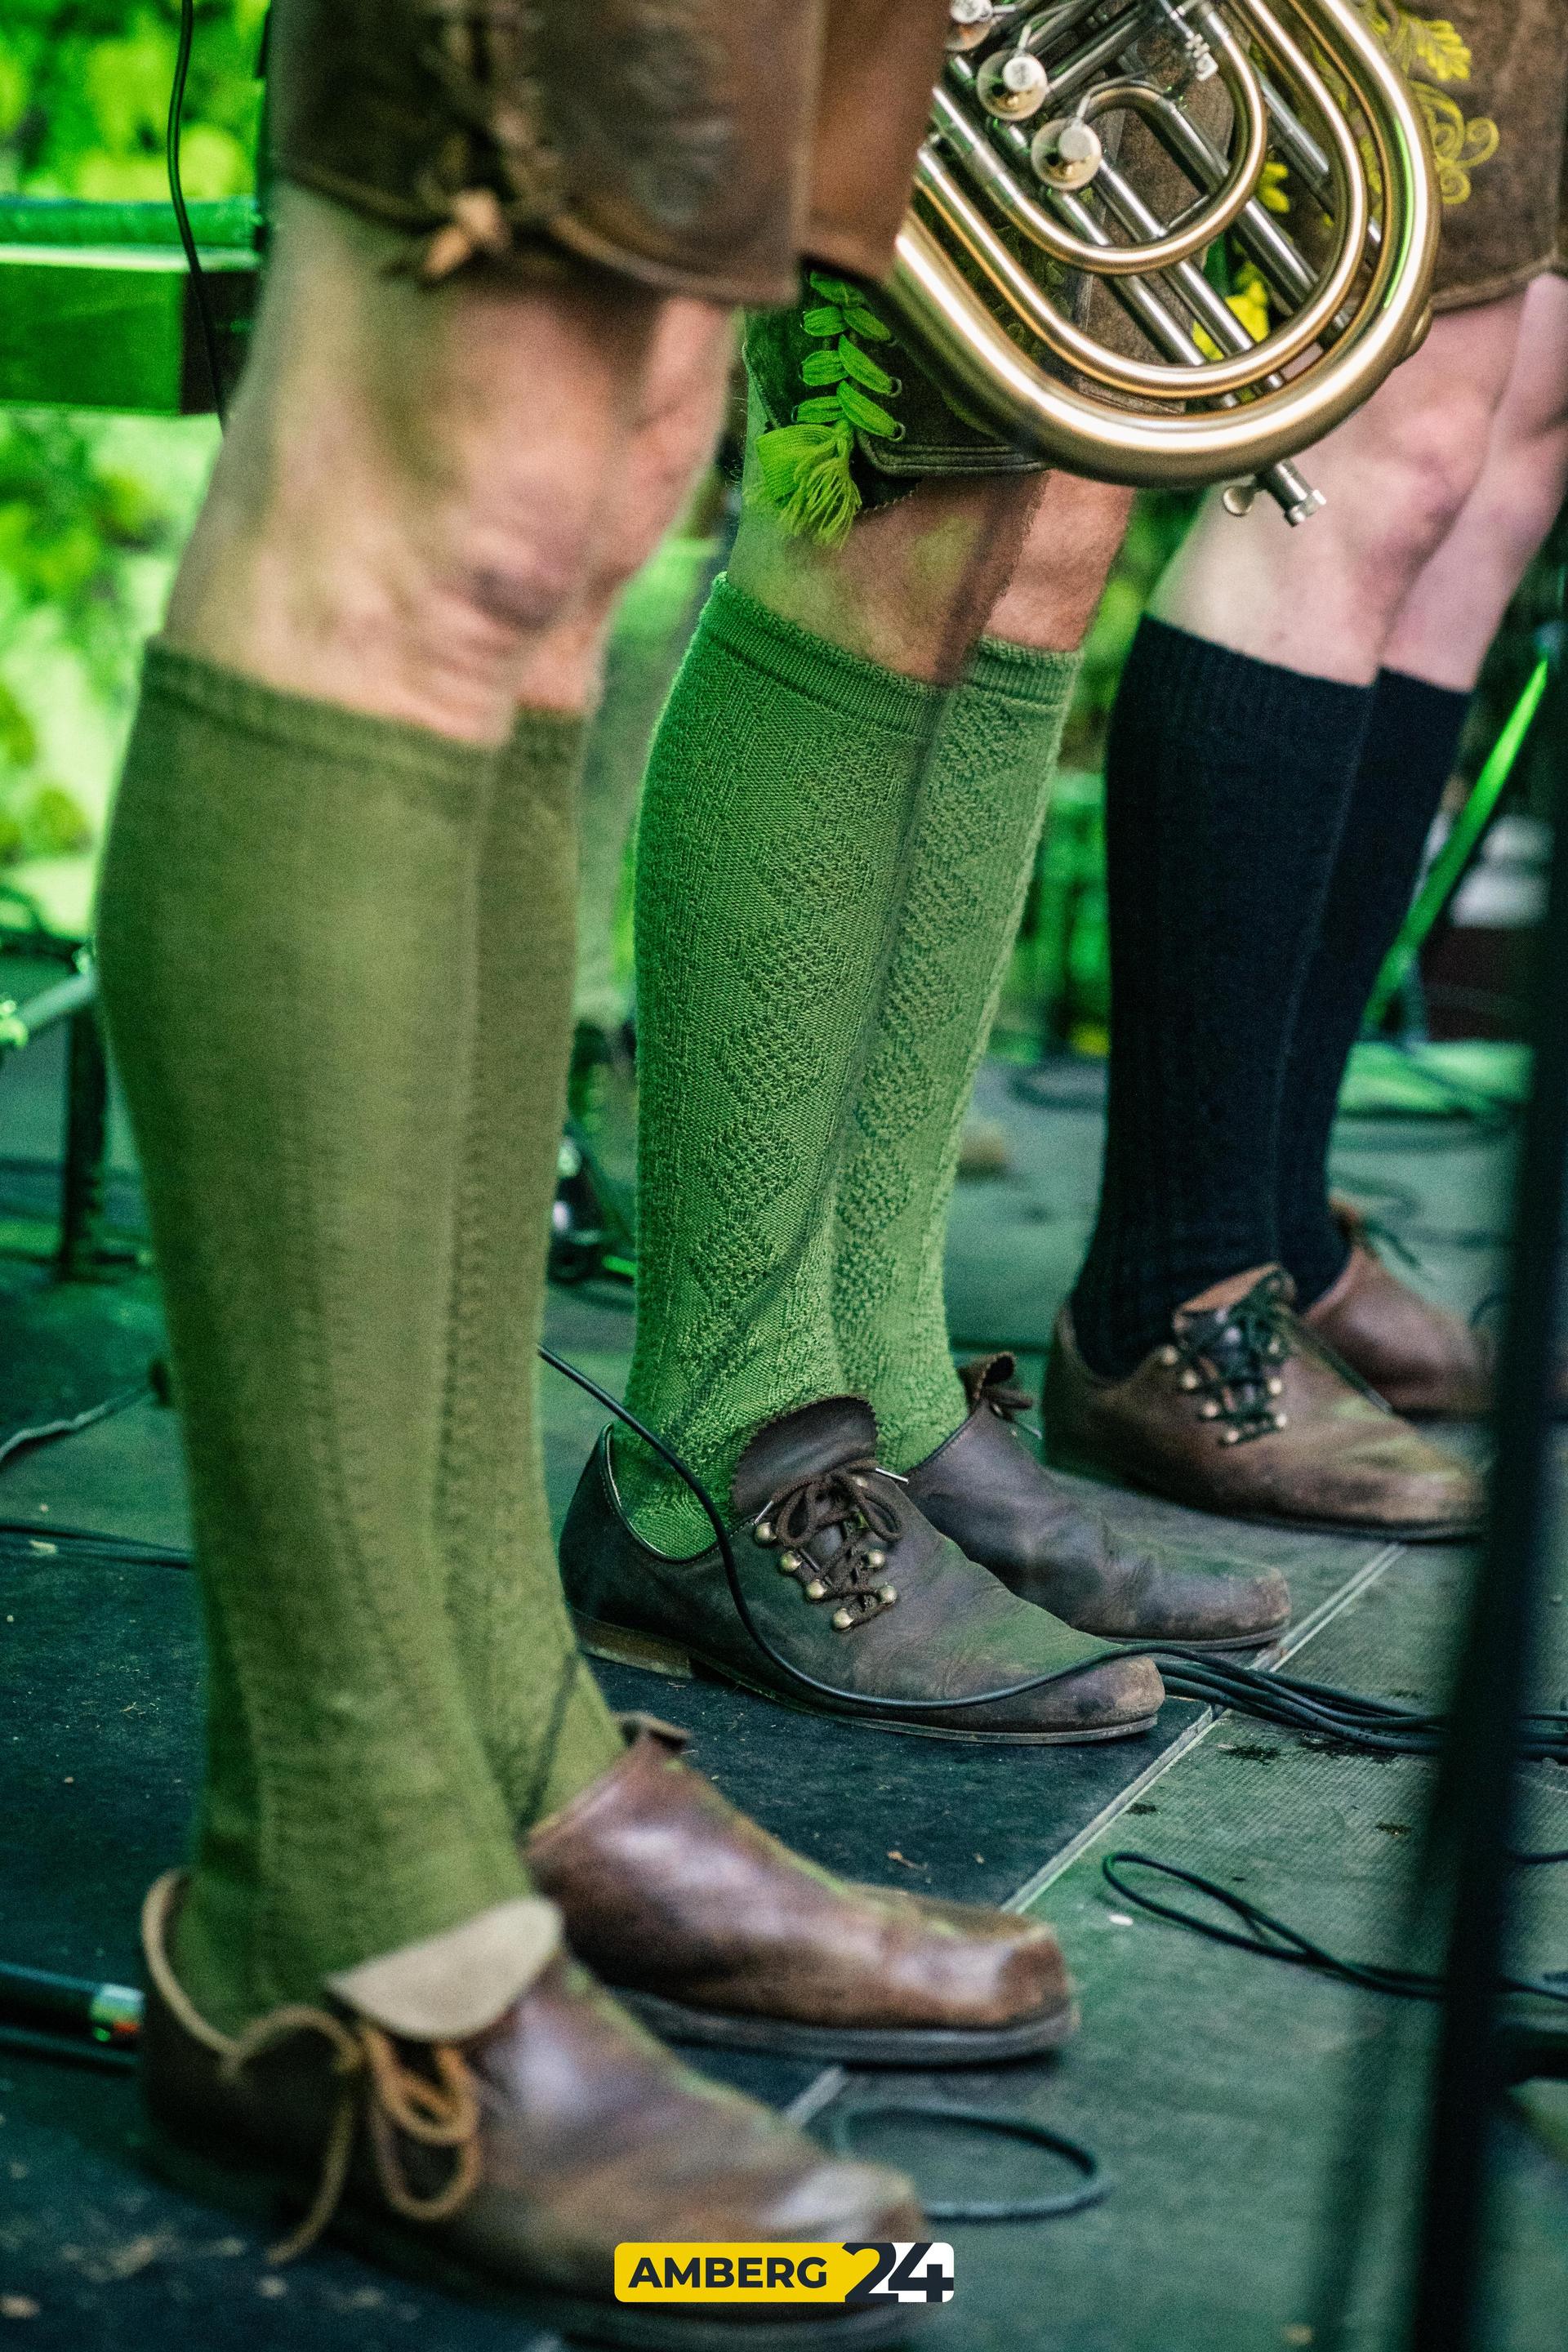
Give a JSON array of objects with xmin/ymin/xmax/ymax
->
[
  {"xmin": 1071, "ymin": 617, "xmax": 1372, "ymax": 1379},
  {"xmin": 1277, "ymin": 668, "xmax": 1471, "ymax": 1307}
]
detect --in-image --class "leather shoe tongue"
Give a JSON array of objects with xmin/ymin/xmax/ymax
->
[
  {"xmin": 730, "ymin": 1396, "xmax": 880, "ymax": 1518},
  {"xmin": 1175, "ymin": 1263, "xmax": 1296, "ymax": 1321}
]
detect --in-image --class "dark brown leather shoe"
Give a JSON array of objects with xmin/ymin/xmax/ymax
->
[
  {"xmin": 140, "ymin": 1876, "xmax": 924, "ymax": 2347},
  {"xmin": 1044, "ymin": 1267, "xmax": 1485, "ymax": 1542},
  {"xmin": 560, "ymin": 1398, "xmax": 1163, "ymax": 1744},
  {"xmin": 905, "ymin": 1355, "xmax": 1290, "ymax": 1650},
  {"xmin": 528, "ymin": 1714, "xmax": 1076, "ymax": 2064},
  {"xmin": 1304, "ymin": 1199, "xmax": 1568, "ymax": 1420}
]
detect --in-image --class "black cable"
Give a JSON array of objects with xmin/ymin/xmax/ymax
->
[
  {"xmin": 825, "ymin": 2102, "xmax": 1107, "ymax": 2224},
  {"xmin": 1102, "ymin": 1853, "xmax": 1568, "ymax": 2011},
  {"xmin": 539, "ymin": 1343, "xmax": 1171, "ymax": 1720},
  {"xmin": 9, "ymin": 1340, "xmax": 1561, "ymax": 1758},
  {"xmin": 167, "ymin": 0, "xmax": 227, "ymax": 424},
  {"xmin": 0, "ymin": 2024, "xmax": 136, "ymax": 2074},
  {"xmin": 0, "ymin": 1385, "xmax": 150, "ymax": 1476},
  {"xmin": 537, "ymin": 1348, "xmax": 1568, "ymax": 1758}
]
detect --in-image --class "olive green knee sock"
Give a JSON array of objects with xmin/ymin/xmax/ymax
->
[
  {"xmin": 624, "ymin": 577, "xmax": 942, "ymax": 1549},
  {"xmin": 574, "ymin": 531, "xmax": 718, "ymax": 1033},
  {"xmin": 440, "ymin": 706, "xmax": 623, "ymax": 1824},
  {"xmin": 834, "ymin": 637, "xmax": 1081, "ymax": 1470},
  {"xmin": 97, "ymin": 646, "xmax": 529, "ymax": 2032}
]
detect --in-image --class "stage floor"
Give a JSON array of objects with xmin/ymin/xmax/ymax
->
[{"xmin": 1, "ymin": 1054, "xmax": 1564, "ymax": 2349}]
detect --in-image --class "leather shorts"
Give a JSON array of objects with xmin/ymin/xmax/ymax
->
[
  {"xmin": 746, "ymin": 2, "xmax": 1567, "ymax": 501},
  {"xmin": 265, "ymin": 0, "xmax": 951, "ymax": 305},
  {"xmin": 1394, "ymin": 0, "xmax": 1568, "ymax": 311}
]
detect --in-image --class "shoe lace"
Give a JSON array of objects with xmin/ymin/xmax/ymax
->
[
  {"xmin": 1165, "ymin": 1272, "xmax": 1294, "ymax": 1447},
  {"xmin": 961, "ymin": 1352, "xmax": 1037, "ymax": 1425},
  {"xmin": 223, "ymin": 2006, "xmax": 482, "ymax": 2265},
  {"xmin": 751, "ymin": 1459, "xmax": 902, "ymax": 1629}
]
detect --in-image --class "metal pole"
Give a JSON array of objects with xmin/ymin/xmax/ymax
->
[{"xmin": 1407, "ymin": 653, "xmax": 1568, "ymax": 2350}]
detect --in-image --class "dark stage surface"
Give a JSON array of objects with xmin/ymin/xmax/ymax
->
[{"xmin": 2, "ymin": 1052, "xmax": 1565, "ymax": 2349}]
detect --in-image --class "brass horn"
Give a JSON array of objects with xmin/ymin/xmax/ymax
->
[{"xmin": 884, "ymin": 0, "xmax": 1441, "ymax": 521}]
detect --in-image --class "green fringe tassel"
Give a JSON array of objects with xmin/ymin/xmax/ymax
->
[{"xmin": 751, "ymin": 420, "xmax": 862, "ymax": 549}]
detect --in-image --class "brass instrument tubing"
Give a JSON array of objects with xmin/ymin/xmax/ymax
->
[
  {"xmin": 940, "ymin": 16, "xmax": 1269, "ymax": 275},
  {"xmin": 921, "ymin": 79, "xmax": 1364, "ymax": 399},
  {"xmin": 1077, "ymin": 154, "xmax": 1327, "ymax": 506},
  {"xmin": 1128, "ymin": 91, "xmax": 1317, "ymax": 305},
  {"xmin": 1240, "ymin": 0, "xmax": 1413, "ymax": 285},
  {"xmin": 1018, "ymin": 8, "xmax": 1147, "ymax": 99},
  {"xmin": 1089, "ymin": 154, "xmax": 1290, "ymax": 369},
  {"xmin": 887, "ymin": 1, "xmax": 1437, "ymax": 489},
  {"xmin": 916, "ymin": 152, "xmax": 1281, "ymax": 411},
  {"xmin": 1015, "ymin": 1, "xmax": 1111, "ymax": 60}
]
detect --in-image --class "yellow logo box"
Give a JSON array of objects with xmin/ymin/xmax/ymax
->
[{"xmin": 616, "ymin": 2243, "xmax": 956, "ymax": 2305}]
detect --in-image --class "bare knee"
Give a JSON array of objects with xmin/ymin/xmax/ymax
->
[
  {"xmin": 167, "ymin": 184, "xmax": 690, "ymax": 737},
  {"xmin": 430, "ymin": 298, "xmax": 731, "ymax": 712},
  {"xmin": 988, "ymin": 475, "xmax": 1135, "ymax": 651},
  {"xmin": 1345, "ymin": 390, "xmax": 1499, "ymax": 590},
  {"xmin": 730, "ymin": 469, "xmax": 1047, "ymax": 682}
]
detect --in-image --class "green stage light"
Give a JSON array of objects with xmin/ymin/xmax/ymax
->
[{"xmin": 0, "ymin": 199, "xmax": 258, "ymax": 416}]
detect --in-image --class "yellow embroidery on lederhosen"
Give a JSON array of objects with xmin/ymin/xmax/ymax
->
[{"xmin": 1353, "ymin": 4, "xmax": 1501, "ymax": 202}]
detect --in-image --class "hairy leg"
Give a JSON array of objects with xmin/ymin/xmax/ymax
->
[
  {"xmin": 439, "ymin": 293, "xmax": 734, "ymax": 1820},
  {"xmin": 1387, "ymin": 272, "xmax": 1568, "ymax": 686},
  {"xmin": 626, "ymin": 453, "xmax": 1134, "ymax": 1526},
  {"xmin": 103, "ymin": 187, "xmax": 734, "ymax": 2022},
  {"xmin": 729, "ymin": 453, "xmax": 1131, "ymax": 676},
  {"xmin": 1272, "ymin": 272, "xmax": 1568, "ymax": 1299},
  {"xmin": 168, "ymin": 195, "xmax": 730, "ymax": 735},
  {"xmin": 1152, "ymin": 294, "xmax": 1528, "ymax": 681}
]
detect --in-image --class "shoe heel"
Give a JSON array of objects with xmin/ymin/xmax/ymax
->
[
  {"xmin": 572, "ymin": 1613, "xmax": 694, "ymax": 1680},
  {"xmin": 143, "ymin": 2118, "xmax": 300, "ymax": 2235}
]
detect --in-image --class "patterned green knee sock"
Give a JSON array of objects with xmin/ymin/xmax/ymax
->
[
  {"xmin": 440, "ymin": 706, "xmax": 623, "ymax": 1824},
  {"xmin": 574, "ymin": 532, "xmax": 718, "ymax": 1032},
  {"xmin": 835, "ymin": 637, "xmax": 1081, "ymax": 1470},
  {"xmin": 97, "ymin": 648, "xmax": 528, "ymax": 2032},
  {"xmin": 624, "ymin": 577, "xmax": 942, "ymax": 1549}
]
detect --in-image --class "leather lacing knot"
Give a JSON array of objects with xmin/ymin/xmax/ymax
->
[
  {"xmin": 222, "ymin": 2006, "xmax": 483, "ymax": 2265},
  {"xmin": 408, "ymin": 8, "xmax": 564, "ymax": 282},
  {"xmin": 751, "ymin": 1459, "xmax": 902, "ymax": 1630},
  {"xmin": 1161, "ymin": 1272, "xmax": 1294, "ymax": 1448},
  {"xmin": 140, "ymin": 1874, "xmax": 485, "ymax": 2267},
  {"xmin": 962, "ymin": 1352, "xmax": 1036, "ymax": 1426}
]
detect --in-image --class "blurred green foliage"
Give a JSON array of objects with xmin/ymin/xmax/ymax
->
[
  {"xmin": 994, "ymin": 492, "xmax": 1197, "ymax": 1058},
  {"xmin": 0, "ymin": 1, "xmax": 265, "ymax": 201},
  {"xmin": 0, "ymin": 3, "xmax": 261, "ymax": 886},
  {"xmin": 1063, "ymin": 491, "xmax": 1196, "ymax": 771}
]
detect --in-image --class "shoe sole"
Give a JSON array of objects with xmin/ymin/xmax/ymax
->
[
  {"xmin": 1104, "ymin": 1623, "xmax": 1289, "ymax": 1655},
  {"xmin": 619, "ymin": 1989, "xmax": 1080, "ymax": 2067},
  {"xmin": 145, "ymin": 2123, "xmax": 926, "ymax": 2350},
  {"xmin": 572, "ymin": 1614, "xmax": 1160, "ymax": 1744},
  {"xmin": 1043, "ymin": 1447, "xmax": 1483, "ymax": 1547}
]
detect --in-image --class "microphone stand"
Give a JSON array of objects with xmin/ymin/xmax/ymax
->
[{"xmin": 1407, "ymin": 605, "xmax": 1567, "ymax": 2350}]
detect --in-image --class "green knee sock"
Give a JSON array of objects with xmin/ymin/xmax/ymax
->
[
  {"xmin": 574, "ymin": 532, "xmax": 719, "ymax": 1033},
  {"xmin": 440, "ymin": 706, "xmax": 623, "ymax": 1823},
  {"xmin": 97, "ymin": 646, "xmax": 528, "ymax": 2032},
  {"xmin": 835, "ymin": 637, "xmax": 1081, "ymax": 1469},
  {"xmin": 624, "ymin": 577, "xmax": 942, "ymax": 1549}
]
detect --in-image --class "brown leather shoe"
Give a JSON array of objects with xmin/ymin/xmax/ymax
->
[
  {"xmin": 528, "ymin": 1714, "xmax": 1077, "ymax": 2064},
  {"xmin": 904, "ymin": 1355, "xmax": 1290, "ymax": 1651},
  {"xmin": 1044, "ymin": 1267, "xmax": 1485, "ymax": 1542},
  {"xmin": 1304, "ymin": 1199, "xmax": 1568, "ymax": 1420},
  {"xmin": 560, "ymin": 1398, "xmax": 1164, "ymax": 1744},
  {"xmin": 140, "ymin": 1876, "xmax": 924, "ymax": 2347}
]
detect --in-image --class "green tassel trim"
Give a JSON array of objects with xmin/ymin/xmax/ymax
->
[
  {"xmin": 751, "ymin": 419, "xmax": 862, "ymax": 549},
  {"xmin": 751, "ymin": 272, "xmax": 905, "ymax": 546}
]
